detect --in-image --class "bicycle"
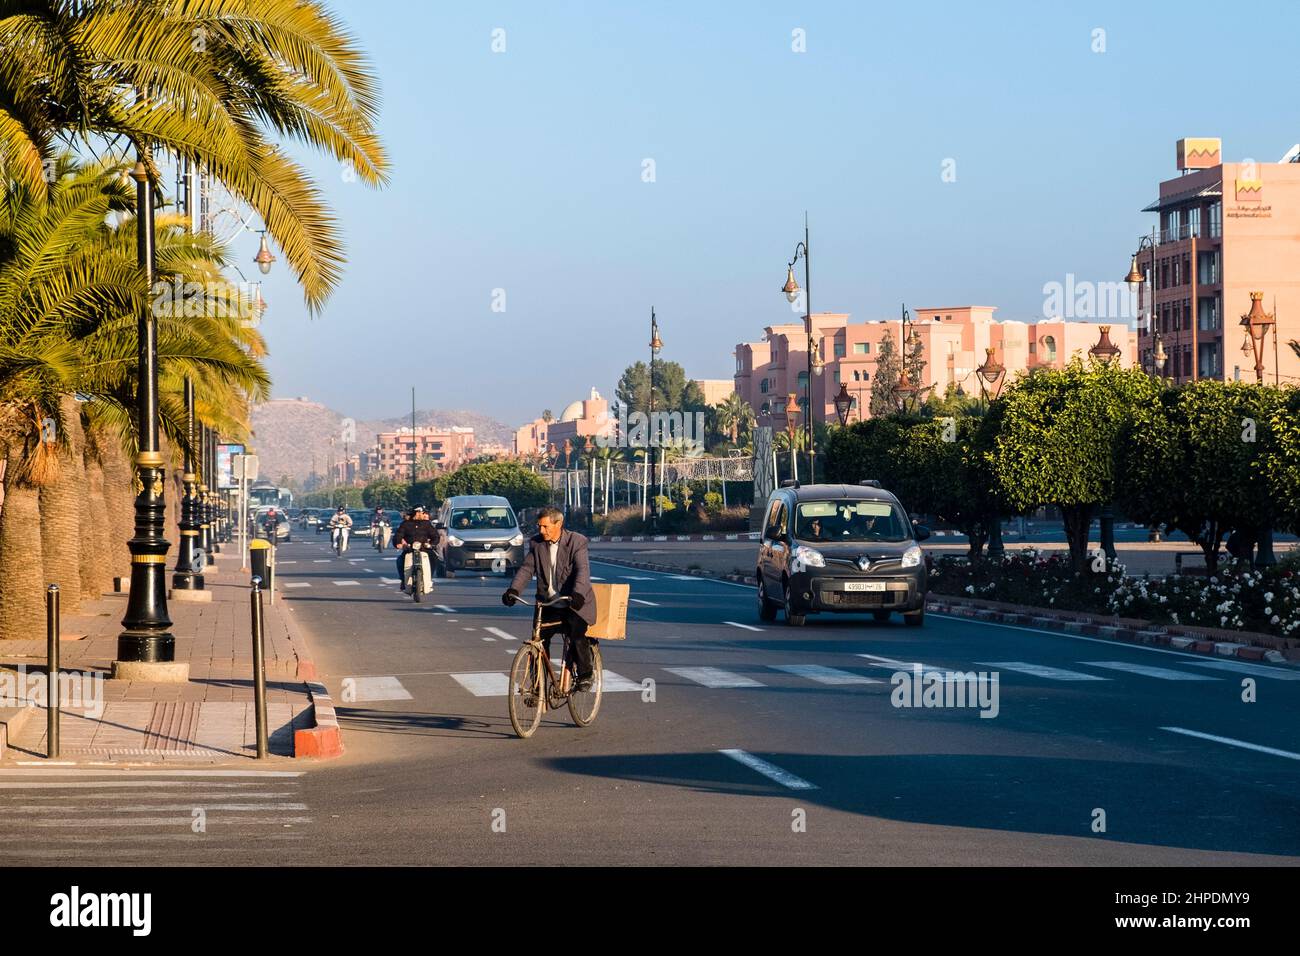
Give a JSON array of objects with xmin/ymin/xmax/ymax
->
[{"xmin": 506, "ymin": 595, "xmax": 603, "ymax": 739}]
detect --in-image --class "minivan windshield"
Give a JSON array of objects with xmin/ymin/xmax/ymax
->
[
  {"xmin": 795, "ymin": 500, "xmax": 910, "ymax": 543},
  {"xmin": 450, "ymin": 506, "xmax": 518, "ymax": 531}
]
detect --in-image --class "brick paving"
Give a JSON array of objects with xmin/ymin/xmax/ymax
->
[{"xmin": 0, "ymin": 564, "xmax": 314, "ymax": 761}]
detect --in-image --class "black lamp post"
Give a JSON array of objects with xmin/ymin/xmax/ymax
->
[
  {"xmin": 1089, "ymin": 327, "xmax": 1123, "ymax": 561},
  {"xmin": 117, "ymin": 157, "xmax": 173, "ymax": 665},
  {"xmin": 1240, "ymin": 292, "xmax": 1275, "ymax": 385},
  {"xmin": 895, "ymin": 304, "xmax": 927, "ymax": 413},
  {"xmin": 974, "ymin": 347, "xmax": 1005, "ymax": 406},
  {"xmin": 649, "ymin": 308, "xmax": 662, "ymax": 531},
  {"xmin": 781, "ymin": 215, "xmax": 820, "ymax": 482},
  {"xmin": 1126, "ymin": 229, "xmax": 1158, "ymax": 374}
]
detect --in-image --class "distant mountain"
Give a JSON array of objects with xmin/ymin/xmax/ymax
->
[{"xmin": 249, "ymin": 399, "xmax": 514, "ymax": 485}]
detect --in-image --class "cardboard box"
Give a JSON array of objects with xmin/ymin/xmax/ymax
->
[{"xmin": 588, "ymin": 582, "xmax": 629, "ymax": 640}]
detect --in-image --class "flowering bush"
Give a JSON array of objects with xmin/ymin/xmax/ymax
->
[{"xmin": 931, "ymin": 549, "xmax": 1300, "ymax": 638}]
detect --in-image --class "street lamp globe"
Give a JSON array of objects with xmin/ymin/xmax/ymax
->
[
  {"xmin": 254, "ymin": 231, "xmax": 275, "ymax": 275},
  {"xmin": 833, "ymin": 384, "xmax": 853, "ymax": 425},
  {"xmin": 1124, "ymin": 255, "xmax": 1144, "ymax": 286},
  {"xmin": 782, "ymin": 266, "xmax": 801, "ymax": 304}
]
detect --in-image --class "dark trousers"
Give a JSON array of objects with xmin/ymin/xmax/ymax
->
[{"xmin": 539, "ymin": 605, "xmax": 595, "ymax": 679}]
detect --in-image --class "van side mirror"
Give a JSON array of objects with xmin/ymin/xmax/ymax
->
[{"xmin": 912, "ymin": 524, "xmax": 931, "ymax": 542}]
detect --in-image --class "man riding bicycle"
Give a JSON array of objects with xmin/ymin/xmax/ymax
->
[
  {"xmin": 502, "ymin": 506, "xmax": 597, "ymax": 691},
  {"xmin": 392, "ymin": 505, "xmax": 437, "ymax": 592}
]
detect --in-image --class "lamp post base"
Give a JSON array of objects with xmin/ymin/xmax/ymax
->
[{"xmin": 110, "ymin": 660, "xmax": 190, "ymax": 683}]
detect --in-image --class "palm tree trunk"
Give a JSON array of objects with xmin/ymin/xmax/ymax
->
[
  {"xmin": 82, "ymin": 425, "xmax": 115, "ymax": 595},
  {"xmin": 39, "ymin": 396, "xmax": 85, "ymax": 612},
  {"xmin": 97, "ymin": 428, "xmax": 135, "ymax": 580},
  {"xmin": 0, "ymin": 433, "xmax": 46, "ymax": 640}
]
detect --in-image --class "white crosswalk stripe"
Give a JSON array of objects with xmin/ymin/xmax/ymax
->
[
  {"xmin": 769, "ymin": 664, "xmax": 878, "ymax": 685},
  {"xmin": 343, "ymin": 676, "xmax": 412, "ymax": 701},
  {"xmin": 719, "ymin": 750, "xmax": 817, "ymax": 790},
  {"xmin": 630, "ymin": 598, "xmax": 659, "ymax": 606},
  {"xmin": 975, "ymin": 662, "xmax": 1109, "ymax": 681},
  {"xmin": 332, "ymin": 580, "xmax": 360, "ymax": 587},
  {"xmin": 1082, "ymin": 661, "xmax": 1220, "ymax": 680},
  {"xmin": 1179, "ymin": 659, "xmax": 1300, "ymax": 680},
  {"xmin": 0, "ymin": 770, "xmax": 310, "ymax": 860},
  {"xmin": 449, "ymin": 673, "xmax": 510, "ymax": 697},
  {"xmin": 281, "ymin": 582, "xmax": 311, "ymax": 589},
  {"xmin": 484, "ymin": 627, "xmax": 517, "ymax": 641},
  {"xmin": 724, "ymin": 621, "xmax": 763, "ymax": 632},
  {"xmin": 665, "ymin": 667, "xmax": 764, "ymax": 688},
  {"xmin": 856, "ymin": 654, "xmax": 973, "ymax": 683}
]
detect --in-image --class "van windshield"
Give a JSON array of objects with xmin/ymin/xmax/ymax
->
[
  {"xmin": 450, "ymin": 507, "xmax": 517, "ymax": 530},
  {"xmin": 795, "ymin": 500, "xmax": 910, "ymax": 543}
]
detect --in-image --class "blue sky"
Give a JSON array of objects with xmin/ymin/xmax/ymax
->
[{"xmin": 251, "ymin": 0, "xmax": 1300, "ymax": 424}]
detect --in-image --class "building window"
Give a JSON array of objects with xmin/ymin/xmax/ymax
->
[
  {"xmin": 1172, "ymin": 258, "xmax": 1180, "ymax": 286},
  {"xmin": 1197, "ymin": 250, "xmax": 1219, "ymax": 285},
  {"xmin": 759, "ymin": 379, "xmax": 768, "ymax": 393},
  {"xmin": 1198, "ymin": 295, "xmax": 1220, "ymax": 331},
  {"xmin": 797, "ymin": 371, "xmax": 808, "ymax": 388},
  {"xmin": 1161, "ymin": 261, "xmax": 1169, "ymax": 289},
  {"xmin": 1041, "ymin": 335, "xmax": 1057, "ymax": 362},
  {"xmin": 861, "ymin": 371, "xmax": 869, "ymax": 381},
  {"xmin": 1198, "ymin": 342, "xmax": 1220, "ymax": 378},
  {"xmin": 1188, "ymin": 206, "xmax": 1201, "ymax": 237},
  {"xmin": 1208, "ymin": 201, "xmax": 1222, "ymax": 238},
  {"xmin": 833, "ymin": 370, "xmax": 840, "ymax": 384},
  {"xmin": 853, "ymin": 342, "xmax": 869, "ymax": 355},
  {"xmin": 833, "ymin": 342, "xmax": 845, "ymax": 357}
]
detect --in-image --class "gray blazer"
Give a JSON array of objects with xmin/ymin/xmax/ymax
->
[{"xmin": 509, "ymin": 529, "xmax": 597, "ymax": 626}]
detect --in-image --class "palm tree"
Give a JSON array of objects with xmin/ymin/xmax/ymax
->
[
  {"xmin": 0, "ymin": 157, "xmax": 269, "ymax": 636},
  {"xmin": 415, "ymin": 454, "xmax": 439, "ymax": 480},
  {"xmin": 0, "ymin": 0, "xmax": 390, "ymax": 310},
  {"xmin": 715, "ymin": 392, "xmax": 755, "ymax": 445}
]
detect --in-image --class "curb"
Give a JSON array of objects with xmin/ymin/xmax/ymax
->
[
  {"xmin": 0, "ymin": 706, "xmax": 37, "ymax": 760},
  {"xmin": 272, "ymin": 585, "xmax": 343, "ymax": 759},
  {"xmin": 591, "ymin": 532, "xmax": 761, "ymax": 543},
  {"xmin": 590, "ymin": 555, "xmax": 1298, "ymax": 665}
]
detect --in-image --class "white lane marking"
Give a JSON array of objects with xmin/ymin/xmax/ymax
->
[
  {"xmin": 344, "ymin": 676, "xmax": 413, "ymax": 701},
  {"xmin": 281, "ymin": 582, "xmax": 311, "ymax": 589},
  {"xmin": 975, "ymin": 661, "xmax": 1109, "ymax": 681},
  {"xmin": 620, "ymin": 576, "xmax": 654, "ymax": 581},
  {"xmin": 769, "ymin": 664, "xmax": 878, "ymax": 685},
  {"xmin": 332, "ymin": 580, "xmax": 360, "ymax": 587},
  {"xmin": 461, "ymin": 627, "xmax": 476, "ymax": 632},
  {"xmin": 449, "ymin": 673, "xmax": 510, "ymax": 697},
  {"xmin": 277, "ymin": 561, "xmax": 298, "ymax": 565},
  {"xmin": 590, "ymin": 576, "xmax": 605, "ymax": 581},
  {"xmin": 601, "ymin": 671, "xmax": 643, "ymax": 692},
  {"xmin": 670, "ymin": 575, "xmax": 703, "ymax": 581},
  {"xmin": 1082, "ymin": 661, "xmax": 1219, "ymax": 680},
  {"xmin": 312, "ymin": 560, "xmax": 330, "ymax": 563},
  {"xmin": 719, "ymin": 749, "xmax": 817, "ymax": 790},
  {"xmin": 724, "ymin": 621, "xmax": 763, "ymax": 632},
  {"xmin": 363, "ymin": 568, "xmax": 376, "ymax": 573},
  {"xmin": 1161, "ymin": 727, "xmax": 1300, "ymax": 761},
  {"xmin": 665, "ymin": 667, "xmax": 764, "ymax": 688},
  {"xmin": 0, "ymin": 803, "xmax": 312, "ymax": 813},
  {"xmin": 484, "ymin": 627, "xmax": 517, "ymax": 641},
  {"xmin": 0, "ymin": 770, "xmax": 302, "ymax": 778},
  {"xmin": 630, "ymin": 598, "xmax": 659, "ymax": 607},
  {"xmin": 856, "ymin": 654, "xmax": 972, "ymax": 683},
  {"xmin": 1181, "ymin": 659, "xmax": 1300, "ymax": 681},
  {"xmin": 24, "ymin": 817, "xmax": 314, "ymax": 827},
  {"xmin": 482, "ymin": 636, "xmax": 496, "ymax": 641},
  {"xmin": 435, "ymin": 605, "xmax": 457, "ymax": 612},
  {"xmin": 380, "ymin": 577, "xmax": 401, "ymax": 584}
]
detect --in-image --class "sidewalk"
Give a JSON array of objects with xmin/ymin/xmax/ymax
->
[{"xmin": 0, "ymin": 555, "xmax": 330, "ymax": 763}]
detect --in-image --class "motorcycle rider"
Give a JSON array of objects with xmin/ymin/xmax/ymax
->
[
  {"xmin": 328, "ymin": 505, "xmax": 353, "ymax": 550},
  {"xmin": 392, "ymin": 505, "xmax": 438, "ymax": 592},
  {"xmin": 371, "ymin": 507, "xmax": 389, "ymax": 548},
  {"xmin": 261, "ymin": 507, "xmax": 279, "ymax": 540}
]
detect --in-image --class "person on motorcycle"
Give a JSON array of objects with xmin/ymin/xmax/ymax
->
[
  {"xmin": 328, "ymin": 506, "xmax": 352, "ymax": 547},
  {"xmin": 261, "ymin": 507, "xmax": 279, "ymax": 540},
  {"xmin": 392, "ymin": 505, "xmax": 437, "ymax": 592}
]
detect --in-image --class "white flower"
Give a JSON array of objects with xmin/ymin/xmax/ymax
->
[{"xmin": 1271, "ymin": 615, "xmax": 1280, "ymax": 625}]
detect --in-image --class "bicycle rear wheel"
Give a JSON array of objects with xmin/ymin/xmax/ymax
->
[
  {"xmin": 508, "ymin": 644, "xmax": 544, "ymax": 739},
  {"xmin": 568, "ymin": 644, "xmax": 603, "ymax": 727}
]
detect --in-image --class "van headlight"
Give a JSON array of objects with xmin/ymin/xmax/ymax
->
[
  {"xmin": 792, "ymin": 545, "xmax": 825, "ymax": 571},
  {"xmin": 509, "ymin": 532, "xmax": 524, "ymax": 546},
  {"xmin": 902, "ymin": 545, "xmax": 923, "ymax": 568},
  {"xmin": 447, "ymin": 535, "xmax": 464, "ymax": 547}
]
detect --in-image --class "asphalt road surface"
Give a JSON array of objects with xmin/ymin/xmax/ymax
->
[{"xmin": 12, "ymin": 535, "xmax": 1299, "ymax": 866}]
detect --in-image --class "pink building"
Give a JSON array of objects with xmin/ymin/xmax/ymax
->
[
  {"xmin": 736, "ymin": 309, "xmax": 1137, "ymax": 424},
  {"xmin": 514, "ymin": 388, "xmax": 612, "ymax": 458},
  {"xmin": 375, "ymin": 426, "xmax": 476, "ymax": 479},
  {"xmin": 1131, "ymin": 137, "xmax": 1300, "ymax": 384}
]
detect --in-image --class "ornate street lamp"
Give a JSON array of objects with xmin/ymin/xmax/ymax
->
[
  {"xmin": 1126, "ymin": 228, "xmax": 1158, "ymax": 369},
  {"xmin": 833, "ymin": 383, "xmax": 853, "ymax": 426},
  {"xmin": 254, "ymin": 229, "xmax": 276, "ymax": 275},
  {"xmin": 649, "ymin": 308, "xmax": 663, "ymax": 530},
  {"xmin": 1239, "ymin": 291, "xmax": 1275, "ymax": 384},
  {"xmin": 974, "ymin": 347, "xmax": 1005, "ymax": 404},
  {"xmin": 1089, "ymin": 325, "xmax": 1122, "ymax": 365},
  {"xmin": 1152, "ymin": 335, "xmax": 1168, "ymax": 377},
  {"xmin": 780, "ymin": 214, "xmax": 816, "ymax": 481},
  {"xmin": 784, "ymin": 391, "xmax": 800, "ymax": 482}
]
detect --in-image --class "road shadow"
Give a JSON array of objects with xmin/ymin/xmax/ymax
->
[
  {"xmin": 541, "ymin": 750, "xmax": 1300, "ymax": 858},
  {"xmin": 336, "ymin": 706, "xmax": 515, "ymax": 739}
]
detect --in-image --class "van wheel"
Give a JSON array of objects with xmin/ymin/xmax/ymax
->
[
  {"xmin": 904, "ymin": 608, "xmax": 925, "ymax": 627},
  {"xmin": 783, "ymin": 579, "xmax": 806, "ymax": 627},
  {"xmin": 757, "ymin": 576, "xmax": 778, "ymax": 622}
]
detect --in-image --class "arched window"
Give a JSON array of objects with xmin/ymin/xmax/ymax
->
[
  {"xmin": 759, "ymin": 379, "xmax": 769, "ymax": 393},
  {"xmin": 1041, "ymin": 335, "xmax": 1057, "ymax": 362}
]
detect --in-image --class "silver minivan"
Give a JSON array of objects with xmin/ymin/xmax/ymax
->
[{"xmin": 433, "ymin": 495, "xmax": 526, "ymax": 577}]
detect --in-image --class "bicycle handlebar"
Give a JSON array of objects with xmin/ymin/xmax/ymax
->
[{"xmin": 511, "ymin": 594, "xmax": 572, "ymax": 608}]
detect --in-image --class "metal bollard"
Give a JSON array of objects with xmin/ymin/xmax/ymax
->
[
  {"xmin": 249, "ymin": 575, "xmax": 270, "ymax": 759},
  {"xmin": 46, "ymin": 585, "xmax": 59, "ymax": 759}
]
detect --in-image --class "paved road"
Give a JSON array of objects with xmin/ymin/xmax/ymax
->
[{"xmin": 11, "ymin": 534, "xmax": 1298, "ymax": 865}]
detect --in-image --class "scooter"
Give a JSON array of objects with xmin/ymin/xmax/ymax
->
[
  {"xmin": 372, "ymin": 521, "xmax": 389, "ymax": 552},
  {"xmin": 403, "ymin": 542, "xmax": 433, "ymax": 603},
  {"xmin": 332, "ymin": 524, "xmax": 350, "ymax": 556}
]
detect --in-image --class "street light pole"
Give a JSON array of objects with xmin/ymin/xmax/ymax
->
[
  {"xmin": 117, "ymin": 156, "xmax": 174, "ymax": 666},
  {"xmin": 649, "ymin": 308, "xmax": 662, "ymax": 531},
  {"xmin": 781, "ymin": 215, "xmax": 818, "ymax": 482}
]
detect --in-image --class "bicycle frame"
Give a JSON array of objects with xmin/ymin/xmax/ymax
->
[{"xmin": 519, "ymin": 598, "xmax": 578, "ymax": 705}]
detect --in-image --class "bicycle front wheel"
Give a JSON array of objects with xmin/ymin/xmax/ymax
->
[
  {"xmin": 508, "ymin": 644, "xmax": 544, "ymax": 739},
  {"xmin": 568, "ymin": 644, "xmax": 603, "ymax": 727}
]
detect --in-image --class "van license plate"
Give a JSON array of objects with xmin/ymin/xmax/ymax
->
[{"xmin": 844, "ymin": 581, "xmax": 886, "ymax": 592}]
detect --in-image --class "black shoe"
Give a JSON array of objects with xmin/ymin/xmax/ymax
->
[{"xmin": 574, "ymin": 673, "xmax": 594, "ymax": 693}]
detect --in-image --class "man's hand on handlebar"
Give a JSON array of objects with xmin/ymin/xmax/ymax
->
[{"xmin": 502, "ymin": 588, "xmax": 519, "ymax": 607}]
